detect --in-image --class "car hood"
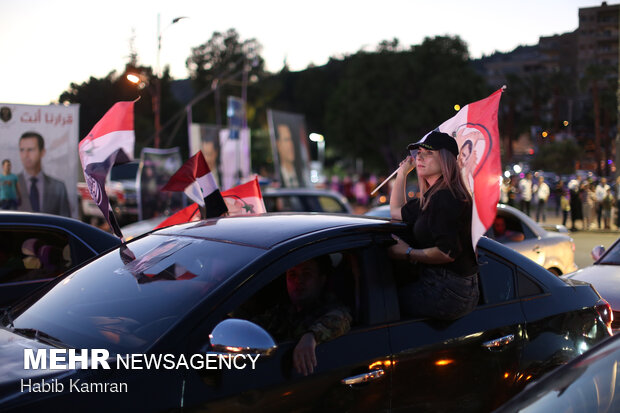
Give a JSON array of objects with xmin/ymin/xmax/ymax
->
[
  {"xmin": 0, "ymin": 328, "xmax": 64, "ymax": 383},
  {"xmin": 565, "ymin": 265, "xmax": 620, "ymax": 310},
  {"xmin": 0, "ymin": 328, "xmax": 76, "ymax": 404}
]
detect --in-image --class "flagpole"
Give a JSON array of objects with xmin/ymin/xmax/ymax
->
[{"xmin": 370, "ymin": 168, "xmax": 399, "ymax": 196}]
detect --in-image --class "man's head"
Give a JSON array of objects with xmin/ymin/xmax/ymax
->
[
  {"xmin": 276, "ymin": 124, "xmax": 295, "ymax": 166},
  {"xmin": 458, "ymin": 140, "xmax": 473, "ymax": 168},
  {"xmin": 286, "ymin": 256, "xmax": 330, "ymax": 309},
  {"xmin": 493, "ymin": 216, "xmax": 507, "ymax": 236},
  {"xmin": 2, "ymin": 159, "xmax": 11, "ymax": 175},
  {"xmin": 526, "ymin": 172, "xmax": 532, "ymax": 180},
  {"xmin": 538, "ymin": 176, "xmax": 544, "ymax": 184},
  {"xmin": 201, "ymin": 140, "xmax": 218, "ymax": 171},
  {"xmin": 19, "ymin": 132, "xmax": 45, "ymax": 175},
  {"xmin": 601, "ymin": 177, "xmax": 607, "ymax": 185}
]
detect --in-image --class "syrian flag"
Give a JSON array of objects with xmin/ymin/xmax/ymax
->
[
  {"xmin": 153, "ymin": 176, "xmax": 266, "ymax": 230},
  {"xmin": 161, "ymin": 151, "xmax": 228, "ymax": 218},
  {"xmin": 153, "ymin": 203, "xmax": 201, "ymax": 230},
  {"xmin": 222, "ymin": 177, "xmax": 267, "ymax": 216},
  {"xmin": 78, "ymin": 101, "xmax": 135, "ymax": 239},
  {"xmin": 432, "ymin": 88, "xmax": 503, "ymax": 248}
]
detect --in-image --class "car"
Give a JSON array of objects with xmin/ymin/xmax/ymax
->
[
  {"xmin": 0, "ymin": 211, "xmax": 121, "ymax": 309},
  {"xmin": 120, "ymin": 187, "xmax": 353, "ymax": 239},
  {"xmin": 366, "ymin": 203, "xmax": 577, "ymax": 275},
  {"xmin": 493, "ymin": 333, "xmax": 620, "ymax": 412},
  {"xmin": 261, "ymin": 187, "xmax": 353, "ymax": 213},
  {"xmin": 564, "ymin": 237, "xmax": 620, "ymax": 333},
  {"xmin": 0, "ymin": 213, "xmax": 612, "ymax": 412}
]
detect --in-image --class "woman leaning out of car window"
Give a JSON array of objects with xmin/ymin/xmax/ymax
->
[{"xmin": 388, "ymin": 131, "xmax": 479, "ymax": 320}]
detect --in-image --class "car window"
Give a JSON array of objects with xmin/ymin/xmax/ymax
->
[
  {"xmin": 517, "ymin": 271, "xmax": 544, "ymax": 297},
  {"xmin": 232, "ymin": 250, "xmax": 361, "ymax": 343},
  {"xmin": 0, "ymin": 227, "xmax": 71, "ymax": 284},
  {"xmin": 110, "ymin": 162, "xmax": 139, "ymax": 181},
  {"xmin": 316, "ymin": 196, "xmax": 347, "ymax": 213},
  {"xmin": 477, "ymin": 251, "xmax": 516, "ymax": 304},
  {"xmin": 264, "ymin": 195, "xmax": 304, "ymax": 212},
  {"xmin": 599, "ymin": 242, "xmax": 620, "ymax": 265},
  {"xmin": 11, "ymin": 235, "xmax": 263, "ymax": 354}
]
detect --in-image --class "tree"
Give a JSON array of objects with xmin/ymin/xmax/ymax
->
[
  {"xmin": 323, "ymin": 36, "xmax": 488, "ymax": 172},
  {"xmin": 186, "ymin": 28, "xmax": 265, "ymax": 126}
]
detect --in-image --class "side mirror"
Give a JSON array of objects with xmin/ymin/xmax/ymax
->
[
  {"xmin": 209, "ymin": 319, "xmax": 277, "ymax": 357},
  {"xmin": 591, "ymin": 245, "xmax": 606, "ymax": 262}
]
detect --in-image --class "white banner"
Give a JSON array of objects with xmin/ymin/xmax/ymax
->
[
  {"xmin": 219, "ymin": 128, "xmax": 251, "ymax": 191},
  {"xmin": 0, "ymin": 103, "xmax": 79, "ymax": 218}
]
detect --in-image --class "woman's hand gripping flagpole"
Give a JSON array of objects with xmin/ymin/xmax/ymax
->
[{"xmin": 371, "ymin": 155, "xmax": 417, "ymax": 196}]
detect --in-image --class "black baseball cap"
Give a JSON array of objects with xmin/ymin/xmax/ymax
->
[{"xmin": 408, "ymin": 131, "xmax": 459, "ymax": 158}]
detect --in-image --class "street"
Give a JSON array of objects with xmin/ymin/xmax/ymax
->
[{"xmin": 571, "ymin": 230, "xmax": 618, "ymax": 269}]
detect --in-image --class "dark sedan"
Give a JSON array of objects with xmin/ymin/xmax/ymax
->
[
  {"xmin": 0, "ymin": 211, "xmax": 121, "ymax": 308},
  {"xmin": 0, "ymin": 214, "xmax": 612, "ymax": 412}
]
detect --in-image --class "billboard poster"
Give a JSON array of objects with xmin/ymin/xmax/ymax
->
[
  {"xmin": 267, "ymin": 109, "xmax": 311, "ymax": 188},
  {"xmin": 219, "ymin": 128, "xmax": 250, "ymax": 191},
  {"xmin": 137, "ymin": 147, "xmax": 183, "ymax": 221},
  {"xmin": 0, "ymin": 103, "xmax": 79, "ymax": 218},
  {"xmin": 189, "ymin": 123, "xmax": 221, "ymax": 187}
]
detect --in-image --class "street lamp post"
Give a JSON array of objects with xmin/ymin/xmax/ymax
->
[{"xmin": 154, "ymin": 14, "xmax": 187, "ymax": 148}]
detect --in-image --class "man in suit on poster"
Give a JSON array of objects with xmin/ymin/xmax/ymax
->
[{"xmin": 17, "ymin": 131, "xmax": 70, "ymax": 217}]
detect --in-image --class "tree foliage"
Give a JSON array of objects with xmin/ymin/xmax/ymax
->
[
  {"xmin": 323, "ymin": 36, "xmax": 489, "ymax": 171},
  {"xmin": 186, "ymin": 28, "xmax": 266, "ymax": 125}
]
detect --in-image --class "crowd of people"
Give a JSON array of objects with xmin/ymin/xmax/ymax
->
[{"xmin": 500, "ymin": 173, "xmax": 620, "ymax": 231}]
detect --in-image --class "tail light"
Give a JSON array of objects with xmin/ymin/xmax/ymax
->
[{"xmin": 595, "ymin": 299, "xmax": 613, "ymax": 335}]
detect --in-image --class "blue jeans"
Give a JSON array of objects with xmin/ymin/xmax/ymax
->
[{"xmin": 399, "ymin": 266, "xmax": 479, "ymax": 320}]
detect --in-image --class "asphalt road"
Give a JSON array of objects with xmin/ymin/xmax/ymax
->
[{"xmin": 571, "ymin": 229, "xmax": 618, "ymax": 269}]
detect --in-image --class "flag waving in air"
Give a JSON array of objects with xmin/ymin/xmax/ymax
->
[
  {"xmin": 154, "ymin": 176, "xmax": 266, "ymax": 230},
  {"xmin": 78, "ymin": 101, "xmax": 135, "ymax": 239},
  {"xmin": 161, "ymin": 151, "xmax": 228, "ymax": 218},
  {"xmin": 434, "ymin": 88, "xmax": 503, "ymax": 248}
]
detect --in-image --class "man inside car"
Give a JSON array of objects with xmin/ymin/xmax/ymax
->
[
  {"xmin": 492, "ymin": 216, "xmax": 525, "ymax": 242},
  {"xmin": 251, "ymin": 256, "xmax": 352, "ymax": 376}
]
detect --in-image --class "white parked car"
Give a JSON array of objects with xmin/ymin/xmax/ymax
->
[{"xmin": 366, "ymin": 203, "xmax": 577, "ymax": 275}]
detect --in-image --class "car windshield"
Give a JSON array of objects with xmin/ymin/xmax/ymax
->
[
  {"xmin": 9, "ymin": 234, "xmax": 262, "ymax": 354},
  {"xmin": 110, "ymin": 162, "xmax": 139, "ymax": 181},
  {"xmin": 600, "ymin": 242, "xmax": 620, "ymax": 265}
]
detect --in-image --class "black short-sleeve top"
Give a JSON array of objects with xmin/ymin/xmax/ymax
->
[{"xmin": 401, "ymin": 188, "xmax": 478, "ymax": 276}]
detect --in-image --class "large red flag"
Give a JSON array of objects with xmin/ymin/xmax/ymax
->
[
  {"xmin": 78, "ymin": 101, "xmax": 135, "ymax": 239},
  {"xmin": 154, "ymin": 177, "xmax": 266, "ymax": 230},
  {"xmin": 162, "ymin": 151, "xmax": 228, "ymax": 218},
  {"xmin": 433, "ymin": 88, "xmax": 503, "ymax": 247}
]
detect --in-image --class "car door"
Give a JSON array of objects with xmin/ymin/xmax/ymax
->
[
  {"xmin": 501, "ymin": 213, "xmax": 546, "ymax": 267},
  {"xmin": 181, "ymin": 236, "xmax": 392, "ymax": 412},
  {"xmin": 386, "ymin": 245, "xmax": 528, "ymax": 412}
]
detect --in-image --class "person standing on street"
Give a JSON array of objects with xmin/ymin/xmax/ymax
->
[
  {"xmin": 533, "ymin": 176, "xmax": 550, "ymax": 223},
  {"xmin": 595, "ymin": 178, "xmax": 610, "ymax": 229},
  {"xmin": 518, "ymin": 173, "xmax": 533, "ymax": 216}
]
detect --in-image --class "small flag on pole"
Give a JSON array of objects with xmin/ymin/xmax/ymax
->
[
  {"xmin": 78, "ymin": 101, "xmax": 135, "ymax": 239},
  {"xmin": 161, "ymin": 151, "xmax": 228, "ymax": 218},
  {"xmin": 153, "ymin": 176, "xmax": 266, "ymax": 230}
]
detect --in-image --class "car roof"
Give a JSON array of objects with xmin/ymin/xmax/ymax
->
[
  {"xmin": 153, "ymin": 213, "xmax": 398, "ymax": 249},
  {"xmin": 0, "ymin": 211, "xmax": 121, "ymax": 251}
]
